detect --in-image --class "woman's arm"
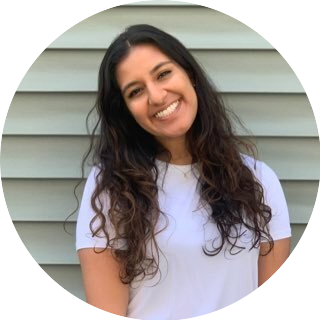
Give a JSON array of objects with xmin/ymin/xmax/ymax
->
[
  {"xmin": 258, "ymin": 237, "xmax": 291, "ymax": 286},
  {"xmin": 78, "ymin": 248, "xmax": 129, "ymax": 316}
]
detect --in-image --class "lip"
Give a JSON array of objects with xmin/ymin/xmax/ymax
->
[{"xmin": 153, "ymin": 100, "xmax": 181, "ymax": 121}]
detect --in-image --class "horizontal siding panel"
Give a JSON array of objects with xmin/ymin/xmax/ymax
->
[
  {"xmin": 5, "ymin": 93, "xmax": 317, "ymax": 137},
  {"xmin": 15, "ymin": 222, "xmax": 78, "ymax": 264},
  {"xmin": 3, "ymin": 179, "xmax": 84, "ymax": 222},
  {"xmin": 290, "ymin": 224, "xmax": 306, "ymax": 252},
  {"xmin": 281, "ymin": 181, "xmax": 318, "ymax": 224},
  {"xmin": 41, "ymin": 265, "xmax": 85, "ymax": 301},
  {"xmin": 1, "ymin": 136, "xmax": 91, "ymax": 179},
  {"xmin": 1, "ymin": 137, "xmax": 319, "ymax": 179},
  {"xmin": 17, "ymin": 50, "xmax": 303, "ymax": 93},
  {"xmin": 254, "ymin": 138, "xmax": 320, "ymax": 180},
  {"xmin": 5, "ymin": 93, "xmax": 96, "ymax": 135},
  {"xmin": 14, "ymin": 222, "xmax": 306, "ymax": 264},
  {"xmin": 4, "ymin": 179, "xmax": 317, "ymax": 224},
  {"xmin": 199, "ymin": 51, "xmax": 303, "ymax": 93},
  {"xmin": 227, "ymin": 94, "xmax": 318, "ymax": 137},
  {"xmin": 49, "ymin": 7, "xmax": 272, "ymax": 50}
]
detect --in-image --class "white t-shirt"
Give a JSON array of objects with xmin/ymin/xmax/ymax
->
[{"xmin": 76, "ymin": 155, "xmax": 291, "ymax": 320}]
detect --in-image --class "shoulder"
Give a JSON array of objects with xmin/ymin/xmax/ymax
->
[
  {"xmin": 241, "ymin": 153, "xmax": 289, "ymax": 216},
  {"xmin": 79, "ymin": 165, "xmax": 102, "ymax": 207},
  {"xmin": 240, "ymin": 153, "xmax": 279, "ymax": 187},
  {"xmin": 241, "ymin": 154, "xmax": 291, "ymax": 240},
  {"xmin": 84, "ymin": 165, "xmax": 104, "ymax": 189}
]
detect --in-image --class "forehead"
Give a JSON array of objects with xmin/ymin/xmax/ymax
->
[{"xmin": 116, "ymin": 44, "xmax": 172, "ymax": 83}]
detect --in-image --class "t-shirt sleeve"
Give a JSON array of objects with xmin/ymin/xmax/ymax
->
[
  {"xmin": 75, "ymin": 166, "xmax": 126, "ymax": 251},
  {"xmin": 259, "ymin": 161, "xmax": 292, "ymax": 241}
]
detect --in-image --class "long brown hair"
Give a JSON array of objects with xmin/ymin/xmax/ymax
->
[{"xmin": 84, "ymin": 24, "xmax": 273, "ymax": 284}]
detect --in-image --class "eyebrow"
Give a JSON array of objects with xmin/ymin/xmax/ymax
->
[{"xmin": 121, "ymin": 60, "xmax": 173, "ymax": 95}]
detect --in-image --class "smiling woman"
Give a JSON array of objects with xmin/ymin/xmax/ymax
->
[
  {"xmin": 76, "ymin": 24, "xmax": 291, "ymax": 320},
  {"xmin": 116, "ymin": 44, "xmax": 198, "ymax": 155}
]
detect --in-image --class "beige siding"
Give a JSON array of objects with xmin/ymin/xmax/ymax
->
[
  {"xmin": 17, "ymin": 50, "xmax": 303, "ymax": 92},
  {"xmin": 48, "ymin": 6, "xmax": 272, "ymax": 49},
  {"xmin": 2, "ymin": 2, "xmax": 318, "ymax": 302},
  {"xmin": 39, "ymin": 217, "xmax": 303, "ymax": 302},
  {"xmin": 2, "ymin": 179, "xmax": 84, "ymax": 222},
  {"xmin": 13, "ymin": 222, "xmax": 306, "ymax": 265},
  {"xmin": 2, "ymin": 136, "xmax": 320, "ymax": 179},
  {"xmin": 4, "ymin": 93, "xmax": 317, "ymax": 136},
  {"xmin": 41, "ymin": 265, "xmax": 86, "ymax": 301},
  {"xmin": 3, "ymin": 179, "xmax": 317, "ymax": 224}
]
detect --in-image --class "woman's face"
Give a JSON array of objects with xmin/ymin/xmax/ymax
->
[{"xmin": 116, "ymin": 44, "xmax": 198, "ymax": 147}]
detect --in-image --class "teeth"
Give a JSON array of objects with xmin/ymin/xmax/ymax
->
[{"xmin": 155, "ymin": 100, "xmax": 179, "ymax": 118}]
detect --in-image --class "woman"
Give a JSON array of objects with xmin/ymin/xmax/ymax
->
[{"xmin": 76, "ymin": 24, "xmax": 291, "ymax": 319}]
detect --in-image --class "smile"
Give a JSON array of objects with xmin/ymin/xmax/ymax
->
[{"xmin": 154, "ymin": 100, "xmax": 180, "ymax": 119}]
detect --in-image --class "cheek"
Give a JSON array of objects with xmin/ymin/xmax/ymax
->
[
  {"xmin": 190, "ymin": 90, "xmax": 198, "ymax": 111},
  {"xmin": 126, "ymin": 104, "xmax": 150, "ymax": 126},
  {"xmin": 183, "ymin": 80, "xmax": 197, "ymax": 103},
  {"xmin": 126, "ymin": 102, "xmax": 140, "ymax": 118}
]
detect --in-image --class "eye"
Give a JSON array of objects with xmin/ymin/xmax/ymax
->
[
  {"xmin": 157, "ymin": 70, "xmax": 171, "ymax": 80},
  {"xmin": 128, "ymin": 87, "xmax": 143, "ymax": 98}
]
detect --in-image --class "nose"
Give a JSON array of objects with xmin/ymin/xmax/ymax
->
[{"xmin": 147, "ymin": 83, "xmax": 167, "ymax": 106}]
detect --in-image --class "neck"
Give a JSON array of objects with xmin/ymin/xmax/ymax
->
[{"xmin": 156, "ymin": 137, "xmax": 192, "ymax": 165}]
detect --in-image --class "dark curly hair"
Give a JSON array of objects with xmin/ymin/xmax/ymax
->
[{"xmin": 83, "ymin": 24, "xmax": 273, "ymax": 284}]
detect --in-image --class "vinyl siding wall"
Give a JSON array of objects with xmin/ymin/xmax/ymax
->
[{"xmin": 1, "ymin": 1, "xmax": 319, "ymax": 301}]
